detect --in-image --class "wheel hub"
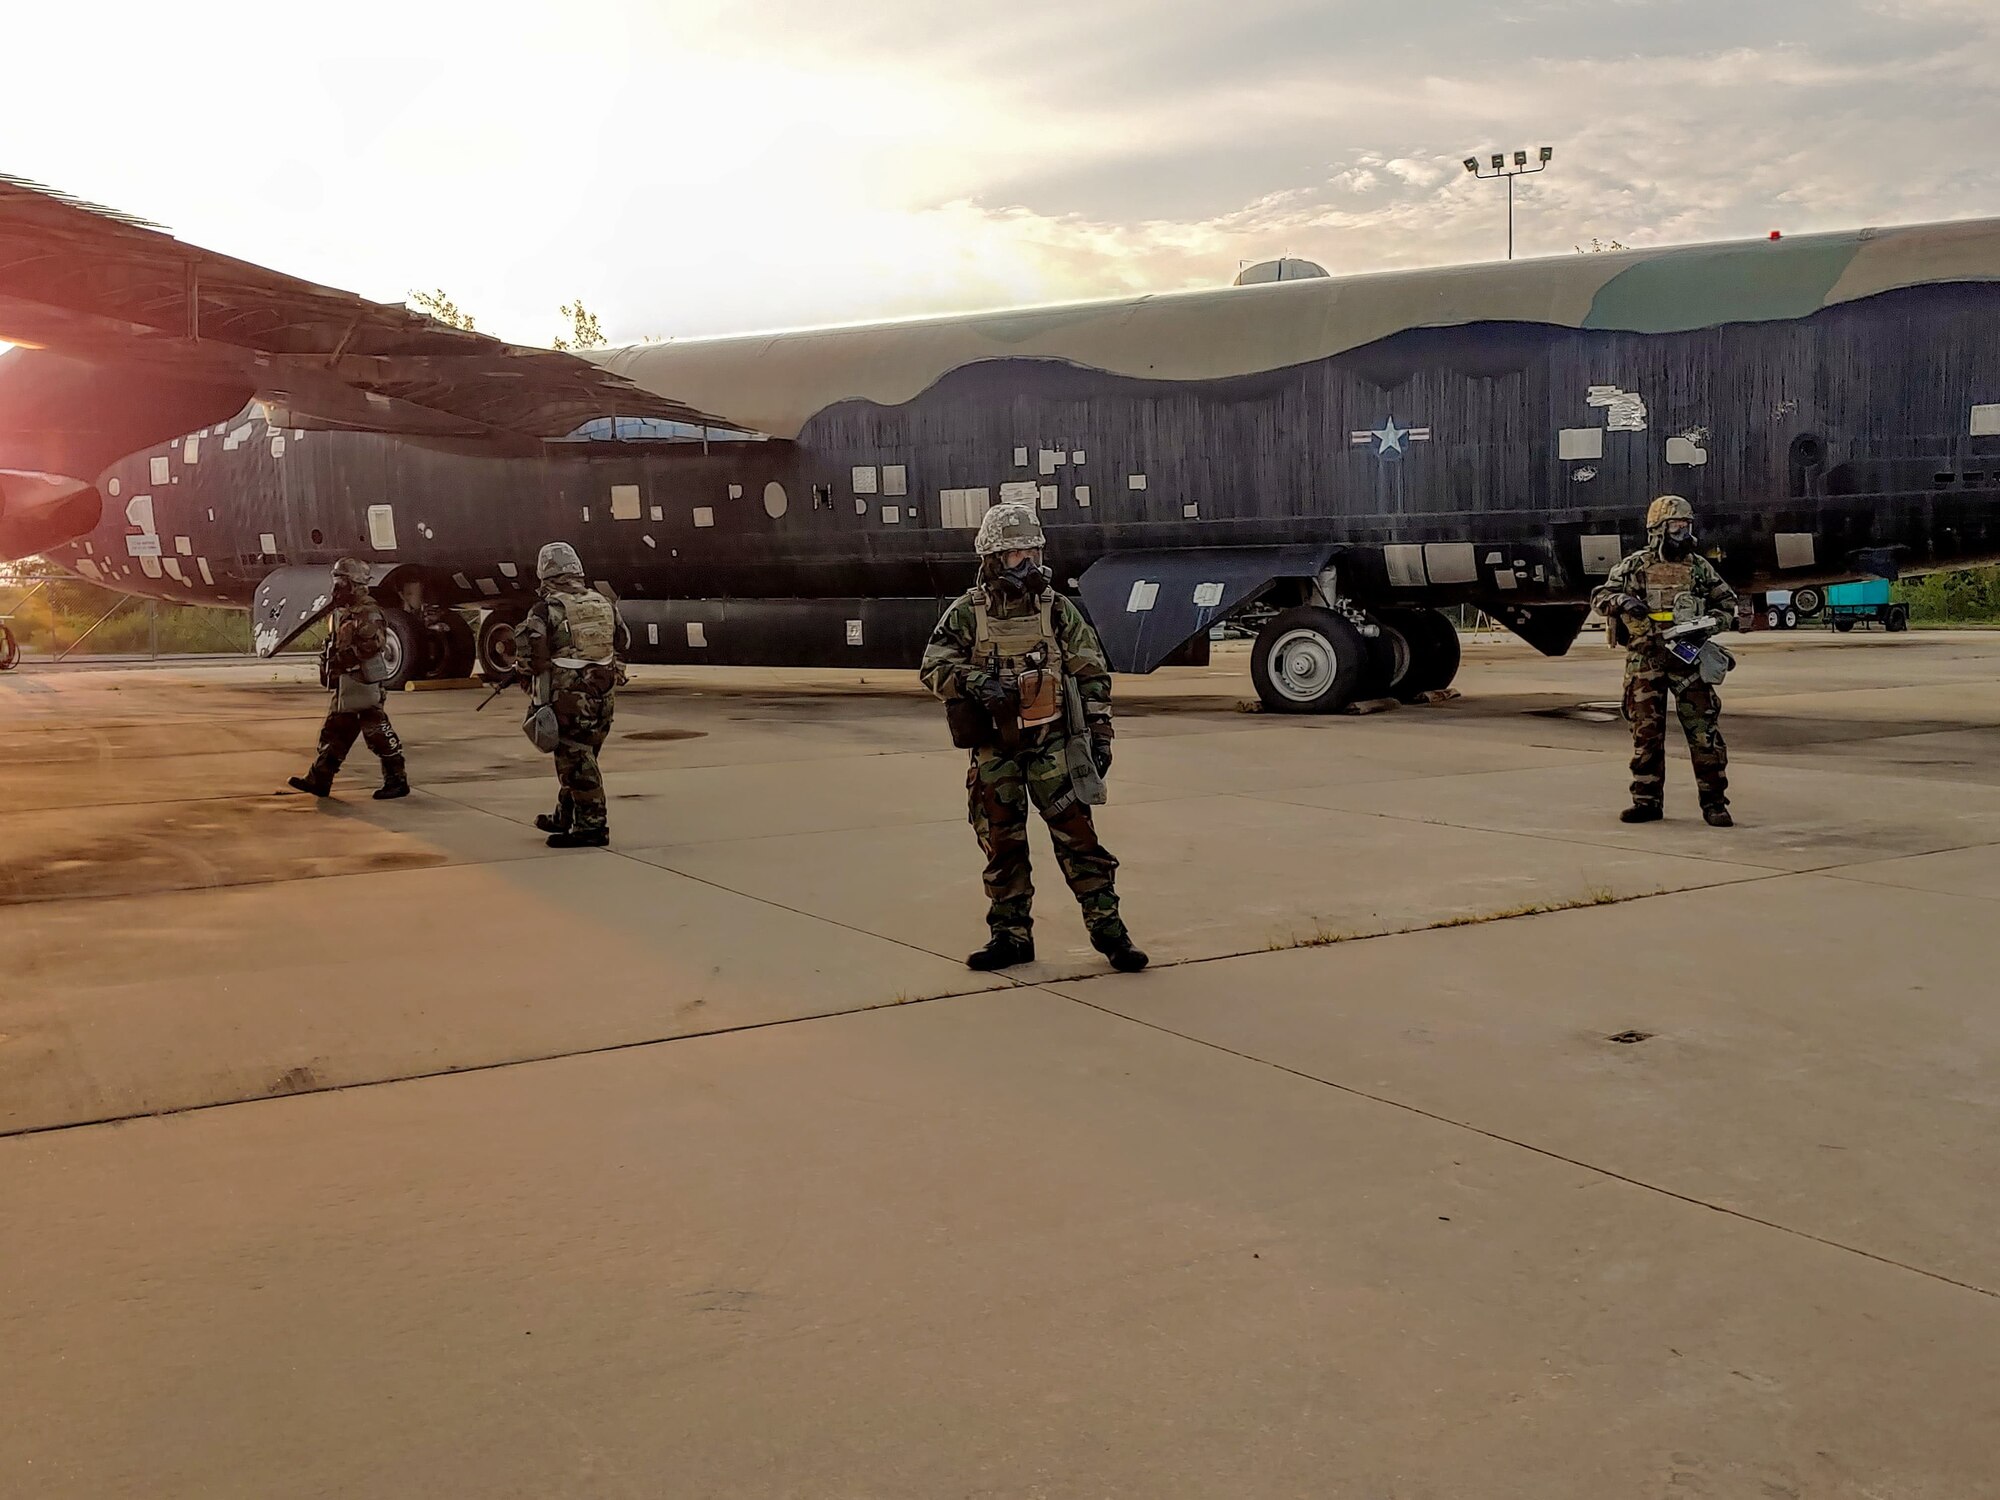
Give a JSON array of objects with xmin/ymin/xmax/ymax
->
[{"xmin": 1269, "ymin": 628, "xmax": 1337, "ymax": 702}]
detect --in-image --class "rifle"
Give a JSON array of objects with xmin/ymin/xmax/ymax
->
[{"xmin": 475, "ymin": 671, "xmax": 520, "ymax": 712}]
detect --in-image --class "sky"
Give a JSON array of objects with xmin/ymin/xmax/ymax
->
[{"xmin": 5, "ymin": 0, "xmax": 1997, "ymax": 346}]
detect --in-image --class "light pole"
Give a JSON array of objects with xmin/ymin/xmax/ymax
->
[{"xmin": 1462, "ymin": 146, "xmax": 1553, "ymax": 260}]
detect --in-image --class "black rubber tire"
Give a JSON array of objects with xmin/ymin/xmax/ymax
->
[
  {"xmin": 1363, "ymin": 614, "xmax": 1415, "ymax": 698},
  {"xmin": 1783, "ymin": 607, "xmax": 1799, "ymax": 630},
  {"xmin": 1832, "ymin": 616, "xmax": 1856, "ymax": 633},
  {"xmin": 477, "ymin": 609, "xmax": 527, "ymax": 679},
  {"xmin": 0, "ymin": 622, "xmax": 18, "ymax": 672},
  {"xmin": 1792, "ymin": 586, "xmax": 1823, "ymax": 617},
  {"xmin": 435, "ymin": 611, "xmax": 477, "ymax": 679},
  {"xmin": 1766, "ymin": 607, "xmax": 1782, "ymax": 630},
  {"xmin": 1886, "ymin": 605, "xmax": 1910, "ymax": 633},
  {"xmin": 1397, "ymin": 607, "xmax": 1463, "ymax": 696},
  {"xmin": 376, "ymin": 606, "xmax": 423, "ymax": 690},
  {"xmin": 1250, "ymin": 606, "xmax": 1370, "ymax": 713}
]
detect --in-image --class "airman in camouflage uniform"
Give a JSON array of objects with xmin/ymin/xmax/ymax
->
[
  {"xmin": 288, "ymin": 557, "xmax": 408, "ymax": 800},
  {"xmin": 511, "ymin": 541, "xmax": 631, "ymax": 848},
  {"xmin": 1591, "ymin": 496, "xmax": 1739, "ymax": 826},
  {"xmin": 921, "ymin": 501, "xmax": 1147, "ymax": 972}
]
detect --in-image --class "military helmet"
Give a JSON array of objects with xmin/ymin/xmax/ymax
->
[
  {"xmin": 1645, "ymin": 494, "xmax": 1695, "ymax": 530},
  {"xmin": 536, "ymin": 541, "xmax": 585, "ymax": 580},
  {"xmin": 331, "ymin": 557, "xmax": 370, "ymax": 586},
  {"xmin": 973, "ymin": 501, "xmax": 1046, "ymax": 557}
]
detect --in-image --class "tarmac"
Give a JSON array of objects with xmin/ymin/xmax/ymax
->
[{"xmin": 3, "ymin": 630, "xmax": 1997, "ymax": 1498}]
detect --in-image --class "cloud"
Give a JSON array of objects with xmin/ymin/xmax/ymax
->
[{"xmin": 0, "ymin": 0, "xmax": 1994, "ymax": 343}]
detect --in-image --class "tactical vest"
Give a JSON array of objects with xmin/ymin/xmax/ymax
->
[
  {"xmin": 972, "ymin": 590, "xmax": 1063, "ymax": 728},
  {"xmin": 1636, "ymin": 557, "xmax": 1700, "ymax": 622},
  {"xmin": 550, "ymin": 586, "xmax": 617, "ymax": 667}
]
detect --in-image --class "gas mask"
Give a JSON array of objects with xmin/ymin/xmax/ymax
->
[
  {"xmin": 987, "ymin": 555, "xmax": 1051, "ymax": 598},
  {"xmin": 1660, "ymin": 522, "xmax": 1697, "ymax": 561}
]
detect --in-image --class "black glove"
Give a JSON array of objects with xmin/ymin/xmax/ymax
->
[
  {"xmin": 1089, "ymin": 725, "xmax": 1114, "ymax": 776},
  {"xmin": 965, "ymin": 670, "xmax": 1017, "ymax": 714}
]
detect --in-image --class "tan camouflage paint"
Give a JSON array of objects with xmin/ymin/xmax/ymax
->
[{"xmin": 591, "ymin": 219, "xmax": 2000, "ymax": 440}]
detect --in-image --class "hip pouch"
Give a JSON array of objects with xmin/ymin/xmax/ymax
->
[
  {"xmin": 523, "ymin": 704, "xmax": 561, "ymax": 754},
  {"xmin": 946, "ymin": 695, "xmax": 994, "ymax": 749}
]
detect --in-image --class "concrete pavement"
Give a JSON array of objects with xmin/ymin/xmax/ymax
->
[{"xmin": 3, "ymin": 631, "xmax": 1998, "ymax": 1497}]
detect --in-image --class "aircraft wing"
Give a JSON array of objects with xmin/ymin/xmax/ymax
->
[{"xmin": 0, "ymin": 174, "xmax": 727, "ymax": 448}]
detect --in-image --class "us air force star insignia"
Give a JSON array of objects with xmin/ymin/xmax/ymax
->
[{"xmin": 1348, "ymin": 418, "xmax": 1433, "ymax": 457}]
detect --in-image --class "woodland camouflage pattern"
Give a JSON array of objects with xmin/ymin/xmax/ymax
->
[
  {"xmin": 307, "ymin": 590, "xmax": 404, "ymax": 788},
  {"xmin": 922, "ymin": 588, "xmax": 1125, "ymax": 946},
  {"xmin": 1592, "ymin": 547, "xmax": 1738, "ymax": 810},
  {"xmin": 516, "ymin": 582, "xmax": 629, "ymax": 834}
]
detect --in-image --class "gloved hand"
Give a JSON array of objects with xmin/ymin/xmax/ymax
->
[
  {"xmin": 964, "ymin": 670, "xmax": 1017, "ymax": 714},
  {"xmin": 1618, "ymin": 594, "xmax": 1652, "ymax": 619},
  {"xmin": 1089, "ymin": 723, "xmax": 1114, "ymax": 776}
]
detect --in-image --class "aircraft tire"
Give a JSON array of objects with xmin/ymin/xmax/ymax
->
[
  {"xmin": 435, "ymin": 611, "xmax": 477, "ymax": 679},
  {"xmin": 1251, "ymin": 607, "xmax": 1369, "ymax": 713},
  {"xmin": 1792, "ymin": 586, "xmax": 1823, "ymax": 617},
  {"xmin": 477, "ymin": 608, "xmax": 527, "ymax": 680},
  {"xmin": 1362, "ymin": 612, "xmax": 1415, "ymax": 697},
  {"xmin": 1397, "ymin": 607, "xmax": 1463, "ymax": 696},
  {"xmin": 375, "ymin": 607, "xmax": 423, "ymax": 691},
  {"xmin": 0, "ymin": 622, "xmax": 18, "ymax": 672}
]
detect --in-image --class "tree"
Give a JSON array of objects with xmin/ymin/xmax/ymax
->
[
  {"xmin": 1575, "ymin": 237, "xmax": 1629, "ymax": 254},
  {"xmin": 553, "ymin": 300, "xmax": 605, "ymax": 352},
  {"xmin": 408, "ymin": 288, "xmax": 476, "ymax": 330}
]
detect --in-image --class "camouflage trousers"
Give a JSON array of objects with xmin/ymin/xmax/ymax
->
[
  {"xmin": 311, "ymin": 707, "xmax": 404, "ymax": 783},
  {"xmin": 1624, "ymin": 658, "xmax": 1727, "ymax": 809},
  {"xmin": 551, "ymin": 688, "xmax": 614, "ymax": 832},
  {"xmin": 967, "ymin": 737, "xmax": 1125, "ymax": 945}
]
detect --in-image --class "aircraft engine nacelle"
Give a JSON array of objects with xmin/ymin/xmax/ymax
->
[{"xmin": 0, "ymin": 471, "xmax": 101, "ymax": 562}]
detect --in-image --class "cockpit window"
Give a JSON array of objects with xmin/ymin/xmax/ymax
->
[{"xmin": 553, "ymin": 416, "xmax": 766, "ymax": 443}]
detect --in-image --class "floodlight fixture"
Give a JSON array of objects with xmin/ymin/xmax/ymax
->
[{"xmin": 1461, "ymin": 143, "xmax": 1558, "ymax": 260}]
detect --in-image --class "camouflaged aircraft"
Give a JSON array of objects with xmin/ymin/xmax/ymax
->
[{"xmin": 4, "ymin": 172, "xmax": 1998, "ymax": 712}]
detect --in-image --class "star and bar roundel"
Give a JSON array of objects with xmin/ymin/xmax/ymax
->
[{"xmin": 1349, "ymin": 418, "xmax": 1432, "ymax": 458}]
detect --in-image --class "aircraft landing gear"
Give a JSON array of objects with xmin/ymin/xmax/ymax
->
[
  {"xmin": 1250, "ymin": 606, "xmax": 1370, "ymax": 712},
  {"xmin": 374, "ymin": 608, "xmax": 424, "ymax": 690},
  {"xmin": 0, "ymin": 619, "xmax": 19, "ymax": 672},
  {"xmin": 1372, "ymin": 607, "xmax": 1461, "ymax": 698},
  {"xmin": 476, "ymin": 608, "xmax": 527, "ymax": 680},
  {"xmin": 1249, "ymin": 604, "xmax": 1463, "ymax": 713}
]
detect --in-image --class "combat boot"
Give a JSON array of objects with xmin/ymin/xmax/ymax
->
[
  {"xmin": 546, "ymin": 827, "xmax": 610, "ymax": 848},
  {"xmin": 287, "ymin": 771, "xmax": 334, "ymax": 797},
  {"xmin": 1092, "ymin": 929, "xmax": 1150, "ymax": 972},
  {"xmin": 966, "ymin": 935, "xmax": 1035, "ymax": 971},
  {"xmin": 534, "ymin": 808, "xmax": 572, "ymax": 834},
  {"xmin": 1702, "ymin": 803, "xmax": 1734, "ymax": 828},
  {"xmin": 374, "ymin": 758, "xmax": 410, "ymax": 801},
  {"xmin": 1619, "ymin": 803, "xmax": 1663, "ymax": 824}
]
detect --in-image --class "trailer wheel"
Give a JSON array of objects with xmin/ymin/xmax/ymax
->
[
  {"xmin": 1766, "ymin": 606, "xmax": 1782, "ymax": 630},
  {"xmin": 1886, "ymin": 605, "xmax": 1910, "ymax": 633},
  {"xmin": 1783, "ymin": 606, "xmax": 1799, "ymax": 630},
  {"xmin": 1792, "ymin": 586, "xmax": 1823, "ymax": 617},
  {"xmin": 1832, "ymin": 616, "xmax": 1856, "ymax": 633},
  {"xmin": 1251, "ymin": 607, "xmax": 1369, "ymax": 713}
]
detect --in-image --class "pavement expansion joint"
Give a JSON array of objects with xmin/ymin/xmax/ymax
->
[{"xmin": 1039, "ymin": 985, "xmax": 2000, "ymax": 1304}]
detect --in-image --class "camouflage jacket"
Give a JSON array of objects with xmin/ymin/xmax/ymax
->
[
  {"xmin": 324, "ymin": 595, "xmax": 386, "ymax": 680},
  {"xmin": 920, "ymin": 587, "xmax": 1113, "ymax": 723},
  {"xmin": 1591, "ymin": 546, "xmax": 1738, "ymax": 658}
]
